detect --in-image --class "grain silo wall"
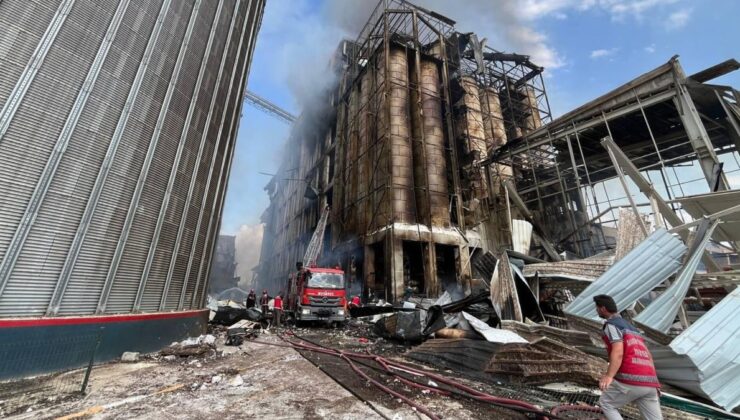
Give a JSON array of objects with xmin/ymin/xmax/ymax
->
[{"xmin": 0, "ymin": 0, "xmax": 265, "ymax": 317}]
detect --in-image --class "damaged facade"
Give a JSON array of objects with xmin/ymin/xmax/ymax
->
[
  {"xmin": 256, "ymin": 0, "xmax": 551, "ymax": 302},
  {"xmin": 256, "ymin": 0, "xmax": 740, "ymax": 412}
]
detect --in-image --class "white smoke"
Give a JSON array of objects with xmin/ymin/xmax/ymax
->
[{"xmin": 234, "ymin": 223, "xmax": 264, "ymax": 289}]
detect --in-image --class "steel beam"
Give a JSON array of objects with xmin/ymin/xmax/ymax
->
[
  {"xmin": 671, "ymin": 61, "xmax": 729, "ymax": 191},
  {"xmin": 601, "ymin": 138, "xmax": 721, "ymax": 272},
  {"xmin": 502, "ymin": 180, "xmax": 561, "ymax": 261}
]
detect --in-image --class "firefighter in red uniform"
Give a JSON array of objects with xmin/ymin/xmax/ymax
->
[
  {"xmin": 273, "ymin": 294, "xmax": 283, "ymax": 328},
  {"xmin": 349, "ymin": 295, "xmax": 361, "ymax": 308},
  {"xmin": 594, "ymin": 294, "xmax": 662, "ymax": 420}
]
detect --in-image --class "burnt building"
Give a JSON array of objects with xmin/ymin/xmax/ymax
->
[{"xmin": 256, "ymin": 0, "xmax": 551, "ymax": 301}]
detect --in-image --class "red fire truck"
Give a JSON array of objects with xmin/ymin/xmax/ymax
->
[{"xmin": 285, "ymin": 206, "xmax": 347, "ymax": 324}]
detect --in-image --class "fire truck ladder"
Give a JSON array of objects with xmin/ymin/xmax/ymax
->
[{"xmin": 303, "ymin": 206, "xmax": 330, "ymax": 267}]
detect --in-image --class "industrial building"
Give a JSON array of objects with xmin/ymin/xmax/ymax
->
[
  {"xmin": 256, "ymin": 0, "xmax": 552, "ymax": 301},
  {"xmin": 256, "ymin": 0, "xmax": 740, "ymax": 304},
  {"xmin": 0, "ymin": 0, "xmax": 264, "ymax": 374}
]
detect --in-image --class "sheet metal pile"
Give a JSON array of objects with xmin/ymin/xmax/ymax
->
[{"xmin": 343, "ymin": 205, "xmax": 740, "ymax": 417}]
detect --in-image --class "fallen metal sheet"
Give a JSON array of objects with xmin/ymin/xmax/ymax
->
[
  {"xmin": 374, "ymin": 310, "xmax": 425, "ymax": 342},
  {"xmin": 406, "ymin": 338, "xmax": 502, "ymax": 374},
  {"xmin": 678, "ymin": 189, "xmax": 740, "ymax": 242},
  {"xmin": 500, "ymin": 320, "xmax": 598, "ymax": 347},
  {"xmin": 461, "ymin": 312, "xmax": 528, "ymax": 344},
  {"xmin": 522, "ymin": 256, "xmax": 613, "ymax": 281},
  {"xmin": 511, "ymin": 219, "xmax": 533, "ymax": 254},
  {"xmin": 471, "ymin": 250, "xmax": 497, "ymax": 284},
  {"xmin": 490, "ymin": 253, "xmax": 523, "ymax": 321},
  {"xmin": 510, "ymin": 264, "xmax": 546, "ymax": 322},
  {"xmin": 565, "ymin": 228, "xmax": 686, "ymax": 321},
  {"xmin": 635, "ymin": 220, "xmax": 718, "ymax": 333},
  {"xmin": 655, "ymin": 286, "xmax": 740, "ymax": 411}
]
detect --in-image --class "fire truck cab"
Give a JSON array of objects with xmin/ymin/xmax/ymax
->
[{"xmin": 288, "ymin": 266, "xmax": 347, "ymax": 323}]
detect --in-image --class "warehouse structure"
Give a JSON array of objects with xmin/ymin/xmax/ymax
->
[
  {"xmin": 0, "ymin": 0, "xmax": 264, "ymax": 372},
  {"xmin": 256, "ymin": 0, "xmax": 740, "ymax": 304},
  {"xmin": 256, "ymin": 0, "xmax": 551, "ymax": 301}
]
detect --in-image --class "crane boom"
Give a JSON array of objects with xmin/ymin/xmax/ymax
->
[
  {"xmin": 303, "ymin": 206, "xmax": 330, "ymax": 267},
  {"xmin": 243, "ymin": 90, "xmax": 296, "ymax": 124}
]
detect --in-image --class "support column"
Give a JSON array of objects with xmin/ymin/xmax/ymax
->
[{"xmin": 671, "ymin": 60, "xmax": 729, "ymax": 191}]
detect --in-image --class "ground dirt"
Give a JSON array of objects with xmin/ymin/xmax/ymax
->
[{"xmin": 3, "ymin": 322, "xmax": 707, "ymax": 420}]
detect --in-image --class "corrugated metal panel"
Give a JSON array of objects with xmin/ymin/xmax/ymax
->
[
  {"xmin": 522, "ymin": 255, "xmax": 613, "ymax": 281},
  {"xmin": 0, "ymin": 1, "xmax": 60, "ymax": 112},
  {"xmin": 191, "ymin": 13, "xmax": 251, "ymax": 308},
  {"xmin": 53, "ymin": 1, "xmax": 165, "ymax": 315},
  {"xmin": 651, "ymin": 286, "xmax": 740, "ymax": 411},
  {"xmin": 511, "ymin": 219, "xmax": 532, "ymax": 254},
  {"xmin": 0, "ymin": 0, "xmax": 265, "ymax": 317},
  {"xmin": 137, "ymin": 0, "xmax": 221, "ymax": 313},
  {"xmin": 163, "ymin": 0, "xmax": 240, "ymax": 310},
  {"xmin": 101, "ymin": 0, "xmax": 188, "ymax": 314},
  {"xmin": 0, "ymin": 0, "xmax": 120, "ymax": 316},
  {"xmin": 565, "ymin": 228, "xmax": 686, "ymax": 320},
  {"xmin": 634, "ymin": 221, "xmax": 718, "ymax": 333},
  {"xmin": 679, "ymin": 189, "xmax": 740, "ymax": 242},
  {"xmin": 104, "ymin": 0, "xmax": 198, "ymax": 313},
  {"xmin": 178, "ymin": 2, "xmax": 248, "ymax": 309}
]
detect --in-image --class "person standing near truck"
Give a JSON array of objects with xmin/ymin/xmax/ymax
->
[
  {"xmin": 593, "ymin": 294, "xmax": 662, "ymax": 420},
  {"xmin": 273, "ymin": 294, "xmax": 283, "ymax": 328}
]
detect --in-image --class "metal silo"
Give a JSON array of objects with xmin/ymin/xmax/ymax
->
[{"xmin": 0, "ymin": 0, "xmax": 264, "ymax": 370}]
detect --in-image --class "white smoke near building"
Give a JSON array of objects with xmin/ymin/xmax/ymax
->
[{"xmin": 234, "ymin": 224, "xmax": 264, "ymax": 290}]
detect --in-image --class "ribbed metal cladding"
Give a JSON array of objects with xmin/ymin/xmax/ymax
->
[
  {"xmin": 0, "ymin": 0, "xmax": 264, "ymax": 317},
  {"xmin": 190, "ymin": 0, "xmax": 258, "ymax": 309},
  {"xmin": 163, "ymin": 0, "xmax": 243, "ymax": 311}
]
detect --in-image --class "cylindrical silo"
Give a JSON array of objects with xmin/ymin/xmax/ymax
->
[
  {"xmin": 374, "ymin": 47, "xmax": 416, "ymax": 228},
  {"xmin": 521, "ymin": 86, "xmax": 543, "ymax": 134},
  {"xmin": 0, "ymin": 0, "xmax": 265, "ymax": 374},
  {"xmin": 388, "ymin": 47, "xmax": 416, "ymax": 224},
  {"xmin": 411, "ymin": 59, "xmax": 450, "ymax": 227},
  {"xmin": 455, "ymin": 75, "xmax": 488, "ymax": 200},
  {"xmin": 480, "ymin": 87, "xmax": 508, "ymax": 149}
]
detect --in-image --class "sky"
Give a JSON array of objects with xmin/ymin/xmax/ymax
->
[{"xmin": 219, "ymin": 0, "xmax": 740, "ymax": 251}]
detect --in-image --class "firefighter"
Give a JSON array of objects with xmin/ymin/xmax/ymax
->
[
  {"xmin": 273, "ymin": 294, "xmax": 283, "ymax": 328},
  {"xmin": 349, "ymin": 295, "xmax": 361, "ymax": 308},
  {"xmin": 245, "ymin": 289, "xmax": 256, "ymax": 309},
  {"xmin": 260, "ymin": 290, "xmax": 270, "ymax": 315},
  {"xmin": 594, "ymin": 295, "xmax": 662, "ymax": 420}
]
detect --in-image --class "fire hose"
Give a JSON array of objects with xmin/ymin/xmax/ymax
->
[{"xmin": 250, "ymin": 332, "xmax": 603, "ymax": 419}]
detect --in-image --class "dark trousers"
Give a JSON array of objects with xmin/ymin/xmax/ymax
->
[{"xmin": 274, "ymin": 309, "xmax": 282, "ymax": 327}]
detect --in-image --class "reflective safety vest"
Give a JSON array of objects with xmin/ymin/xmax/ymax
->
[
  {"xmin": 602, "ymin": 316, "xmax": 660, "ymax": 388},
  {"xmin": 274, "ymin": 296, "xmax": 283, "ymax": 310}
]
